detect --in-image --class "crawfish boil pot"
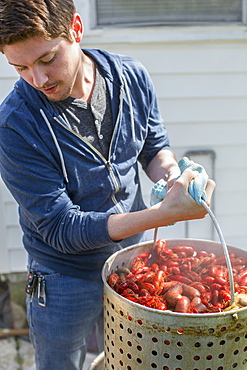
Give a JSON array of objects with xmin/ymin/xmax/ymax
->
[{"xmin": 102, "ymin": 239, "xmax": 247, "ymax": 370}]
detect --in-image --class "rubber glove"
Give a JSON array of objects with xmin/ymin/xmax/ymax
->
[
  {"xmin": 150, "ymin": 178, "xmax": 168, "ymax": 206},
  {"xmin": 150, "ymin": 157, "xmax": 208, "ymax": 207},
  {"xmin": 178, "ymin": 157, "xmax": 208, "ymax": 205}
]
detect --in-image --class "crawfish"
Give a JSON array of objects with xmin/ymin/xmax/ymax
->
[
  {"xmin": 108, "ymin": 238, "xmax": 247, "ymax": 314},
  {"xmin": 155, "ymin": 239, "xmax": 175, "ymax": 264},
  {"xmin": 153, "ymin": 270, "xmax": 166, "ymax": 294},
  {"xmin": 138, "ymin": 282, "xmax": 156, "ymax": 296},
  {"xmin": 170, "ymin": 245, "xmax": 195, "ymax": 258},
  {"xmin": 234, "ymin": 268, "xmax": 247, "ymax": 284},
  {"xmin": 108, "ymin": 272, "xmax": 122, "ymax": 289},
  {"xmin": 130, "ymin": 251, "xmax": 151, "ymax": 274}
]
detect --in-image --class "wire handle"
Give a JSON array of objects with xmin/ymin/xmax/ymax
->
[
  {"xmin": 201, "ymin": 200, "xmax": 235, "ymax": 305},
  {"xmin": 153, "ymin": 227, "xmax": 158, "ymax": 248}
]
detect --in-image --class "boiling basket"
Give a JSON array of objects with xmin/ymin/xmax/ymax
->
[{"xmin": 102, "ymin": 239, "xmax": 247, "ymax": 370}]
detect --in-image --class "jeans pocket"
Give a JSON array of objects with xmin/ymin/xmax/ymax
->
[{"xmin": 28, "ymin": 257, "xmax": 60, "ymax": 279}]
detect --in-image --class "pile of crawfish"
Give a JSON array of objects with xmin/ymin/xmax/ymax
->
[{"xmin": 107, "ymin": 239, "xmax": 247, "ymax": 314}]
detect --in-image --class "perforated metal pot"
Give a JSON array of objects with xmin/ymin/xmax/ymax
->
[{"xmin": 102, "ymin": 239, "xmax": 247, "ymax": 370}]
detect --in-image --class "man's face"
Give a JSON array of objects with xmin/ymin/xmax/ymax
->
[{"xmin": 3, "ymin": 35, "xmax": 82, "ymax": 101}]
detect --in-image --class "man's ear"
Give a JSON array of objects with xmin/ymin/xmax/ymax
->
[{"xmin": 71, "ymin": 13, "xmax": 84, "ymax": 43}]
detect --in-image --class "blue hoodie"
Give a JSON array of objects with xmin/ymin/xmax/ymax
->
[{"xmin": 0, "ymin": 49, "xmax": 170, "ymax": 280}]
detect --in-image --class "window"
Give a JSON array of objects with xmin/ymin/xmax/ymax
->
[{"xmin": 95, "ymin": 0, "xmax": 246, "ymax": 27}]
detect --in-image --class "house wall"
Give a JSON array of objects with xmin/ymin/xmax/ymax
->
[
  {"xmin": 0, "ymin": 0, "xmax": 247, "ymax": 273},
  {"xmin": 83, "ymin": 23, "xmax": 247, "ymax": 248}
]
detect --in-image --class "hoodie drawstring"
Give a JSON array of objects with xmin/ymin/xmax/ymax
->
[
  {"xmin": 40, "ymin": 75, "xmax": 135, "ymax": 183},
  {"xmin": 40, "ymin": 109, "xmax": 69, "ymax": 183}
]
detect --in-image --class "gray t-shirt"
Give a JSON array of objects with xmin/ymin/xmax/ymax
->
[{"xmin": 51, "ymin": 66, "xmax": 112, "ymax": 158}]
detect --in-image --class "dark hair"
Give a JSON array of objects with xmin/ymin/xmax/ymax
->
[{"xmin": 0, "ymin": 0, "xmax": 76, "ymax": 52}]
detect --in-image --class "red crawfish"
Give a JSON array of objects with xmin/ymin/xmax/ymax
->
[{"xmin": 107, "ymin": 239, "xmax": 247, "ymax": 313}]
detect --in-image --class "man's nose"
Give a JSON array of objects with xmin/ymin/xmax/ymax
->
[{"xmin": 31, "ymin": 67, "xmax": 49, "ymax": 89}]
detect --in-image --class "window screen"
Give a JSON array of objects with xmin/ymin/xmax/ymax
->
[{"xmin": 96, "ymin": 0, "xmax": 242, "ymax": 26}]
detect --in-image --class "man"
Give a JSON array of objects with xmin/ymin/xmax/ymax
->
[{"xmin": 0, "ymin": 1, "xmax": 215, "ymax": 369}]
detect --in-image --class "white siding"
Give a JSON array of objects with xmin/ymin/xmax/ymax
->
[
  {"xmin": 0, "ymin": 179, "xmax": 26, "ymax": 272},
  {"xmin": 0, "ymin": 2, "xmax": 246, "ymax": 272},
  {"xmin": 0, "ymin": 53, "xmax": 19, "ymax": 102},
  {"xmin": 83, "ymin": 30, "xmax": 247, "ymax": 248},
  {"xmin": 0, "ymin": 54, "xmax": 27, "ymax": 272}
]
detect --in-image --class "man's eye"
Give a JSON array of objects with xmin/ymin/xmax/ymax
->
[
  {"xmin": 42, "ymin": 55, "xmax": 56, "ymax": 65},
  {"xmin": 16, "ymin": 66, "xmax": 27, "ymax": 72}
]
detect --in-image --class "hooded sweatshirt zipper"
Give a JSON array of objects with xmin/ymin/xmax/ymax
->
[
  {"xmin": 54, "ymin": 114, "xmax": 123, "ymax": 213},
  {"xmin": 40, "ymin": 73, "xmax": 135, "ymax": 215}
]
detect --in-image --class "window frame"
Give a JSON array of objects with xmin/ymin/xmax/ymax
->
[
  {"xmin": 243, "ymin": 0, "xmax": 247, "ymax": 24},
  {"xmin": 92, "ymin": 0, "xmax": 247, "ymax": 28}
]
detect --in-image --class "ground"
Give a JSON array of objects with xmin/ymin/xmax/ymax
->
[
  {"xmin": 0, "ymin": 273, "xmax": 98, "ymax": 369},
  {"xmin": 0, "ymin": 338, "xmax": 97, "ymax": 370}
]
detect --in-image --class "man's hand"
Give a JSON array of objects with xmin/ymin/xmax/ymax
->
[
  {"xmin": 107, "ymin": 168, "xmax": 215, "ymax": 241},
  {"xmin": 158, "ymin": 168, "xmax": 215, "ymax": 224}
]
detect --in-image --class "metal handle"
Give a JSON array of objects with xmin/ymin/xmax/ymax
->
[
  {"xmin": 201, "ymin": 200, "xmax": 235, "ymax": 305},
  {"xmin": 153, "ymin": 227, "xmax": 158, "ymax": 248},
  {"xmin": 152, "ymin": 201, "xmax": 235, "ymax": 306}
]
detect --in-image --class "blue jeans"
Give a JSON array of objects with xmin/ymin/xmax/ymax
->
[{"xmin": 26, "ymin": 257, "xmax": 104, "ymax": 370}]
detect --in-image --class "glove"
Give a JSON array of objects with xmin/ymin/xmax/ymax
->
[
  {"xmin": 150, "ymin": 157, "xmax": 208, "ymax": 207},
  {"xmin": 150, "ymin": 179, "xmax": 174, "ymax": 226},
  {"xmin": 178, "ymin": 157, "xmax": 208, "ymax": 205},
  {"xmin": 150, "ymin": 178, "xmax": 168, "ymax": 206}
]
